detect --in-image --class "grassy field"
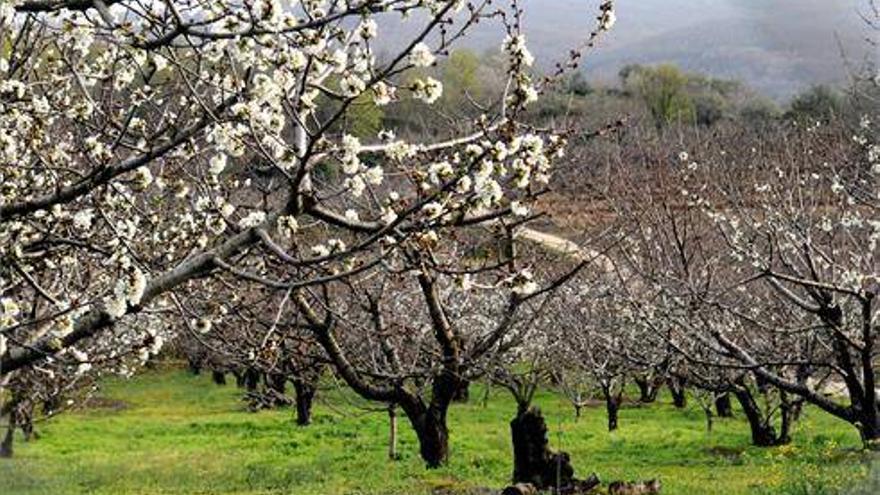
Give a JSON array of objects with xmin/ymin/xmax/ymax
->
[{"xmin": 1, "ymin": 368, "xmax": 877, "ymax": 495}]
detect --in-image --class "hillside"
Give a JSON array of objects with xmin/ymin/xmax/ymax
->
[{"xmin": 375, "ymin": 0, "xmax": 872, "ymax": 100}]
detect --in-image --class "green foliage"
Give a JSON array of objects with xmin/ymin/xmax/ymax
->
[
  {"xmin": 622, "ymin": 64, "xmax": 697, "ymax": 129},
  {"xmin": 692, "ymin": 92, "xmax": 728, "ymax": 127},
  {"xmin": 441, "ymin": 49, "xmax": 482, "ymax": 106},
  {"xmin": 344, "ymin": 92, "xmax": 384, "ymax": 139},
  {"xmin": 740, "ymin": 97, "xmax": 783, "ymax": 126},
  {"xmin": 311, "ymin": 75, "xmax": 384, "ymax": 139},
  {"xmin": 566, "ymin": 72, "xmax": 593, "ymax": 97},
  {"xmin": 787, "ymin": 85, "xmax": 845, "ymax": 122},
  {"xmin": 1, "ymin": 369, "xmax": 872, "ymax": 495}
]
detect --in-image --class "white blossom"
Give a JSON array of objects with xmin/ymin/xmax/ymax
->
[
  {"xmin": 411, "ymin": 77, "xmax": 443, "ymax": 104},
  {"xmin": 510, "ymin": 269, "xmax": 539, "ymax": 295},
  {"xmin": 359, "ymin": 19, "xmax": 378, "ymax": 39},
  {"xmin": 340, "ymin": 74, "xmax": 366, "ymax": 97},
  {"xmin": 238, "ymin": 211, "xmax": 267, "ymax": 229},
  {"xmin": 511, "ymin": 201, "xmax": 530, "ymax": 217},
  {"xmin": 422, "ymin": 202, "xmax": 444, "ymax": 219},
  {"xmin": 209, "ymin": 153, "xmax": 228, "ymax": 176},
  {"xmin": 194, "ymin": 318, "xmax": 213, "ymax": 334},
  {"xmin": 409, "ymin": 43, "xmax": 436, "ymax": 67},
  {"xmin": 277, "ymin": 215, "xmax": 299, "ymax": 237},
  {"xmin": 133, "ymin": 167, "xmax": 153, "ymax": 189},
  {"xmin": 73, "ymin": 209, "xmax": 95, "ymax": 230}
]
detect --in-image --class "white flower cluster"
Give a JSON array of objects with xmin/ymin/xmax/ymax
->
[
  {"xmin": 509, "ymin": 269, "xmax": 539, "ymax": 296},
  {"xmin": 239, "ymin": 210, "xmax": 267, "ymax": 229},
  {"xmin": 409, "ymin": 43, "xmax": 436, "ymax": 67},
  {"xmin": 502, "ymin": 34, "xmax": 534, "ymax": 68},
  {"xmin": 502, "ymin": 34, "xmax": 539, "ymax": 107},
  {"xmin": 337, "ymin": 135, "xmax": 384, "ymax": 198},
  {"xmin": 68, "ymin": 347, "xmax": 92, "ymax": 375},
  {"xmin": 411, "ymin": 77, "xmax": 443, "ymax": 104},
  {"xmin": 373, "ymin": 82, "xmax": 396, "ymax": 106},
  {"xmin": 0, "ymin": 297, "xmax": 19, "ymax": 329},
  {"xmin": 277, "ymin": 215, "xmax": 299, "ymax": 238},
  {"xmin": 598, "ymin": 1, "xmax": 617, "ymax": 32},
  {"xmin": 105, "ymin": 265, "xmax": 148, "ymax": 319}
]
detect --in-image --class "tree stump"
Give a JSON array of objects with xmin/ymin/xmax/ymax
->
[
  {"xmin": 509, "ymin": 406, "xmax": 601, "ymax": 493},
  {"xmin": 511, "ymin": 406, "xmax": 575, "ymax": 489}
]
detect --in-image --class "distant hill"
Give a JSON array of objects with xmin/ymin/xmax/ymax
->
[{"xmin": 375, "ymin": 0, "xmax": 874, "ymax": 100}]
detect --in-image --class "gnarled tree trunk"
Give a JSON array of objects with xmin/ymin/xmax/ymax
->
[
  {"xmin": 211, "ymin": 370, "xmax": 226, "ymax": 385},
  {"xmin": 601, "ymin": 385, "xmax": 622, "ymax": 432},
  {"xmin": 634, "ymin": 375, "xmax": 661, "ymax": 403},
  {"xmin": 668, "ymin": 376, "xmax": 687, "ymax": 408},
  {"xmin": 400, "ymin": 399, "xmax": 450, "ymax": 468},
  {"xmin": 0, "ymin": 410, "xmax": 15, "ymax": 458},
  {"xmin": 733, "ymin": 387, "xmax": 790, "ymax": 447},
  {"xmin": 293, "ymin": 380, "xmax": 317, "ymax": 426}
]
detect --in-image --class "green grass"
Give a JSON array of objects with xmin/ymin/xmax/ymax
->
[{"xmin": 1, "ymin": 368, "xmax": 875, "ymax": 495}]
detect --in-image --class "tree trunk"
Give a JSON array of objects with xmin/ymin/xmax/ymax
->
[
  {"xmin": 244, "ymin": 367, "xmax": 260, "ymax": 392},
  {"xmin": 388, "ymin": 404, "xmax": 399, "ymax": 460},
  {"xmin": 0, "ymin": 413, "xmax": 15, "ymax": 458},
  {"xmin": 860, "ymin": 419, "xmax": 880, "ymax": 450},
  {"xmin": 452, "ymin": 380, "xmax": 470, "ymax": 403},
  {"xmin": 715, "ymin": 393, "xmax": 733, "ymax": 418},
  {"xmin": 604, "ymin": 392, "xmax": 620, "ymax": 432},
  {"xmin": 703, "ymin": 405, "xmax": 714, "ymax": 433},
  {"xmin": 733, "ymin": 388, "xmax": 786, "ymax": 447},
  {"xmin": 777, "ymin": 393, "xmax": 796, "ymax": 445},
  {"xmin": 211, "ymin": 370, "xmax": 226, "ymax": 385},
  {"xmin": 19, "ymin": 405, "xmax": 35, "ymax": 442},
  {"xmin": 233, "ymin": 370, "xmax": 245, "ymax": 388},
  {"xmin": 293, "ymin": 380, "xmax": 317, "ymax": 426},
  {"xmin": 668, "ymin": 377, "xmax": 687, "ymax": 408},
  {"xmin": 187, "ymin": 358, "xmax": 202, "ymax": 375},
  {"xmin": 401, "ymin": 402, "xmax": 449, "ymax": 468},
  {"xmin": 634, "ymin": 376, "xmax": 659, "ymax": 403},
  {"xmin": 574, "ymin": 404, "xmax": 582, "ymax": 422}
]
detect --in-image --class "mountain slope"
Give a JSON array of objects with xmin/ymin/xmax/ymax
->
[{"xmin": 375, "ymin": 0, "xmax": 873, "ymax": 99}]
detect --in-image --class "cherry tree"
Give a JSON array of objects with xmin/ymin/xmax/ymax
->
[{"xmin": 0, "ymin": 0, "xmax": 615, "ymax": 375}]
